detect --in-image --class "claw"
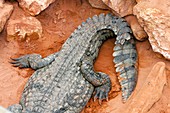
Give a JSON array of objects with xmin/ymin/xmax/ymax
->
[
  {"xmin": 99, "ymin": 91, "xmax": 103, "ymax": 99},
  {"xmin": 13, "ymin": 64, "xmax": 20, "ymax": 67},
  {"xmin": 9, "ymin": 61, "xmax": 17, "ymax": 64},
  {"xmin": 99, "ymin": 91, "xmax": 105, "ymax": 105},
  {"xmin": 105, "ymin": 92, "xmax": 109, "ymax": 101},
  {"xmin": 9, "ymin": 55, "xmax": 31, "ymax": 69},
  {"xmin": 9, "ymin": 61, "xmax": 20, "ymax": 64},
  {"xmin": 99, "ymin": 99, "xmax": 102, "ymax": 105},
  {"xmin": 106, "ymin": 97, "xmax": 109, "ymax": 102},
  {"xmin": 93, "ymin": 83, "xmax": 111, "ymax": 105},
  {"xmin": 93, "ymin": 89, "xmax": 105, "ymax": 104},
  {"xmin": 94, "ymin": 96, "xmax": 97, "ymax": 102},
  {"xmin": 94, "ymin": 91, "xmax": 99, "ymax": 102},
  {"xmin": 10, "ymin": 57, "xmax": 21, "ymax": 61}
]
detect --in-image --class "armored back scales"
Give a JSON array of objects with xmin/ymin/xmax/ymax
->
[{"xmin": 8, "ymin": 13, "xmax": 137, "ymax": 113}]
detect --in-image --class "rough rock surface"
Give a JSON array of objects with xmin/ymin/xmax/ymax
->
[
  {"xmin": 125, "ymin": 15, "xmax": 147, "ymax": 41},
  {"xmin": 102, "ymin": 0, "xmax": 136, "ymax": 17},
  {"xmin": 7, "ymin": 16, "xmax": 42, "ymax": 41},
  {"xmin": 88, "ymin": 0, "xmax": 108, "ymax": 9},
  {"xmin": 0, "ymin": 0, "xmax": 4, "ymax": 7},
  {"xmin": 123, "ymin": 62, "xmax": 167, "ymax": 113},
  {"xmin": 134, "ymin": 0, "xmax": 170, "ymax": 60},
  {"xmin": 18, "ymin": 0, "xmax": 55, "ymax": 15},
  {"xmin": 0, "ymin": 2, "xmax": 13, "ymax": 32},
  {"xmin": 135, "ymin": 0, "xmax": 142, "ymax": 3}
]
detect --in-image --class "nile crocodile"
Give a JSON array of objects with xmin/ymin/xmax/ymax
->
[{"xmin": 8, "ymin": 13, "xmax": 137, "ymax": 113}]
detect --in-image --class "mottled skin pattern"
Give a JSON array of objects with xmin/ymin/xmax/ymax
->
[{"xmin": 8, "ymin": 13, "xmax": 137, "ymax": 113}]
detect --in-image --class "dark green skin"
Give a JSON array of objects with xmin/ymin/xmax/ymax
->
[{"xmin": 8, "ymin": 13, "xmax": 137, "ymax": 113}]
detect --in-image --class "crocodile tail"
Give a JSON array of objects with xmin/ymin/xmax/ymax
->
[
  {"xmin": 113, "ymin": 18, "xmax": 138, "ymax": 102},
  {"xmin": 69, "ymin": 13, "xmax": 138, "ymax": 102}
]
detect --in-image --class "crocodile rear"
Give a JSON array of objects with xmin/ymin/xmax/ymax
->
[{"xmin": 8, "ymin": 13, "xmax": 137, "ymax": 113}]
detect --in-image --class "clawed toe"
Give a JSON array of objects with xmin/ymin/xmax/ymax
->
[
  {"xmin": 9, "ymin": 61, "xmax": 19, "ymax": 64},
  {"xmin": 93, "ymin": 84, "xmax": 110, "ymax": 105},
  {"xmin": 10, "ymin": 56, "xmax": 29, "ymax": 68},
  {"xmin": 10, "ymin": 57, "xmax": 22, "ymax": 61}
]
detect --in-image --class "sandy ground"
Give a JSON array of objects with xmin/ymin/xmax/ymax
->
[{"xmin": 0, "ymin": 0, "xmax": 170, "ymax": 112}]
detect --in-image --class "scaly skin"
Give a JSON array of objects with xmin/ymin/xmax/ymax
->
[{"xmin": 8, "ymin": 13, "xmax": 137, "ymax": 113}]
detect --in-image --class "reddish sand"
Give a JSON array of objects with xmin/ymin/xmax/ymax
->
[{"xmin": 0, "ymin": 0, "xmax": 170, "ymax": 113}]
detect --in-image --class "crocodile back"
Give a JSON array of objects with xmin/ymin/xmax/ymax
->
[{"xmin": 20, "ymin": 13, "xmax": 137, "ymax": 113}]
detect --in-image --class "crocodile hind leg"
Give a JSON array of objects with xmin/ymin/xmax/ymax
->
[
  {"xmin": 80, "ymin": 56, "xmax": 111, "ymax": 104},
  {"xmin": 10, "ymin": 52, "xmax": 59, "ymax": 70}
]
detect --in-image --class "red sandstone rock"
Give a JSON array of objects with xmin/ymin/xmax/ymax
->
[
  {"xmin": 88, "ymin": 0, "xmax": 108, "ymax": 9},
  {"xmin": 0, "ymin": 2, "xmax": 13, "ymax": 32},
  {"xmin": 0, "ymin": 0, "xmax": 4, "ymax": 7},
  {"xmin": 134, "ymin": 0, "xmax": 170, "ymax": 60},
  {"xmin": 123, "ymin": 62, "xmax": 167, "ymax": 113},
  {"xmin": 102, "ymin": 0, "xmax": 136, "ymax": 17},
  {"xmin": 7, "ymin": 16, "xmax": 42, "ymax": 41},
  {"xmin": 18, "ymin": 0, "xmax": 55, "ymax": 15},
  {"xmin": 125, "ymin": 15, "xmax": 147, "ymax": 41},
  {"xmin": 135, "ymin": 0, "xmax": 141, "ymax": 3}
]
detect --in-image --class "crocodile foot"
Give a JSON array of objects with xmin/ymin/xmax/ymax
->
[
  {"xmin": 10, "ymin": 53, "xmax": 58, "ymax": 70},
  {"xmin": 10, "ymin": 55, "xmax": 31, "ymax": 68},
  {"xmin": 93, "ymin": 75, "xmax": 111, "ymax": 105},
  {"xmin": 94, "ymin": 84, "xmax": 110, "ymax": 105}
]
